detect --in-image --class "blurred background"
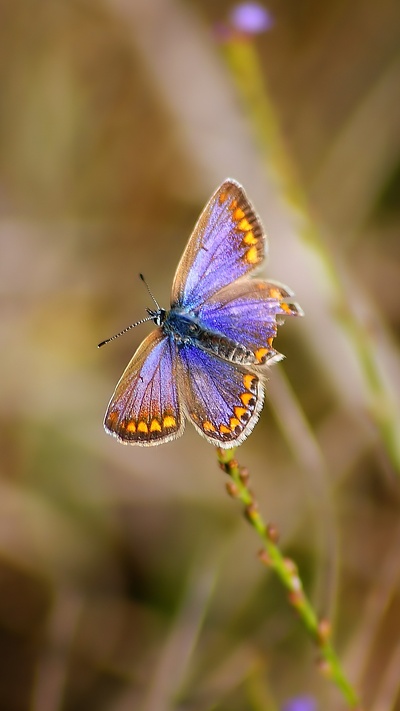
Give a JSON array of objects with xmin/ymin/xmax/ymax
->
[{"xmin": 1, "ymin": 1, "xmax": 400, "ymax": 710}]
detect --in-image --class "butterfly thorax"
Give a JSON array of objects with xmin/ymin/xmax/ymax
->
[{"xmin": 163, "ymin": 308, "xmax": 254, "ymax": 365}]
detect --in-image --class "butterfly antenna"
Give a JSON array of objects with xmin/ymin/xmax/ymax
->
[
  {"xmin": 139, "ymin": 273, "xmax": 161, "ymax": 311},
  {"xmin": 98, "ymin": 315, "xmax": 155, "ymax": 348}
]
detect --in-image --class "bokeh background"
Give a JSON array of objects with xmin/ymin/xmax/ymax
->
[{"xmin": 1, "ymin": 1, "xmax": 400, "ymax": 710}]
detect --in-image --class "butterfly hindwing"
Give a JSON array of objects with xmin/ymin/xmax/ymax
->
[
  {"xmin": 104, "ymin": 330, "xmax": 184, "ymax": 445},
  {"xmin": 177, "ymin": 343, "xmax": 264, "ymax": 448},
  {"xmin": 197, "ymin": 280, "xmax": 303, "ymax": 366},
  {"xmin": 171, "ymin": 180, "xmax": 265, "ymax": 310}
]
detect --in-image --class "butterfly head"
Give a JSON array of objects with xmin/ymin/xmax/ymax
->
[{"xmin": 146, "ymin": 307, "xmax": 167, "ymax": 327}]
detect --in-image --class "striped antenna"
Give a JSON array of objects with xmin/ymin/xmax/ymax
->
[
  {"xmin": 98, "ymin": 274, "xmax": 162, "ymax": 348},
  {"xmin": 98, "ymin": 315, "xmax": 155, "ymax": 348},
  {"xmin": 139, "ymin": 273, "xmax": 161, "ymax": 310}
]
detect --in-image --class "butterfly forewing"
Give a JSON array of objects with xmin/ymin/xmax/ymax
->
[
  {"xmin": 104, "ymin": 330, "xmax": 184, "ymax": 445},
  {"xmin": 177, "ymin": 344, "xmax": 264, "ymax": 448},
  {"xmin": 171, "ymin": 180, "xmax": 265, "ymax": 310}
]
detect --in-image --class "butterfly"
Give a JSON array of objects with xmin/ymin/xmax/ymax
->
[{"xmin": 100, "ymin": 179, "xmax": 303, "ymax": 448}]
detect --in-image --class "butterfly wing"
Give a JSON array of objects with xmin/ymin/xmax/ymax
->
[
  {"xmin": 171, "ymin": 180, "xmax": 265, "ymax": 310},
  {"xmin": 177, "ymin": 344, "xmax": 264, "ymax": 448},
  {"xmin": 104, "ymin": 330, "xmax": 184, "ymax": 445},
  {"xmin": 197, "ymin": 280, "xmax": 303, "ymax": 365}
]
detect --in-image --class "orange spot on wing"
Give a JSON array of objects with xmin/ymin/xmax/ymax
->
[
  {"xmin": 203, "ymin": 420, "xmax": 216, "ymax": 432},
  {"xmin": 243, "ymin": 374, "xmax": 256, "ymax": 391},
  {"xmin": 230, "ymin": 417, "xmax": 241, "ymax": 430},
  {"xmin": 163, "ymin": 415, "xmax": 176, "ymax": 428},
  {"xmin": 219, "ymin": 424, "xmax": 231, "ymax": 434},
  {"xmin": 255, "ymin": 347, "xmax": 269, "ymax": 363},
  {"xmin": 238, "ymin": 217, "xmax": 252, "ymax": 231},
  {"xmin": 280, "ymin": 302, "xmax": 292, "ymax": 313},
  {"xmin": 126, "ymin": 421, "xmax": 136, "ymax": 433},
  {"xmin": 107, "ymin": 411, "xmax": 118, "ymax": 424},
  {"xmin": 230, "ymin": 199, "xmax": 238, "ymax": 210},
  {"xmin": 267, "ymin": 336, "xmax": 274, "ymax": 347},
  {"xmin": 138, "ymin": 421, "xmax": 148, "ymax": 434},
  {"xmin": 245, "ymin": 245, "xmax": 258, "ymax": 264},
  {"xmin": 234, "ymin": 207, "xmax": 245, "ymax": 220},
  {"xmin": 270, "ymin": 287, "xmax": 282, "ymax": 299},
  {"xmin": 240, "ymin": 393, "xmax": 254, "ymax": 406},
  {"xmin": 243, "ymin": 231, "xmax": 257, "ymax": 245},
  {"xmin": 150, "ymin": 419, "xmax": 162, "ymax": 432},
  {"xmin": 235, "ymin": 406, "xmax": 248, "ymax": 420},
  {"xmin": 219, "ymin": 191, "xmax": 227, "ymax": 203}
]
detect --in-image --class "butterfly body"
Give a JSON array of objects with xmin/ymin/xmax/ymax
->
[
  {"xmin": 103, "ymin": 179, "xmax": 303, "ymax": 448},
  {"xmin": 163, "ymin": 308, "xmax": 255, "ymax": 365}
]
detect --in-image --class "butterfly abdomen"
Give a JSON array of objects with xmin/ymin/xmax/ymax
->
[{"xmin": 195, "ymin": 331, "xmax": 252, "ymax": 364}]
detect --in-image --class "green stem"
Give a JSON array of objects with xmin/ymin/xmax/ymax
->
[{"xmin": 217, "ymin": 447, "xmax": 362, "ymax": 710}]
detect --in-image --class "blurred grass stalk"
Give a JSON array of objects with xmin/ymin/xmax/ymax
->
[
  {"xmin": 218, "ymin": 448, "xmax": 361, "ymax": 709},
  {"xmin": 221, "ymin": 35, "xmax": 400, "ymax": 475}
]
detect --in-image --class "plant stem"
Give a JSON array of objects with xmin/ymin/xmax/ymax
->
[{"xmin": 217, "ymin": 447, "xmax": 362, "ymax": 710}]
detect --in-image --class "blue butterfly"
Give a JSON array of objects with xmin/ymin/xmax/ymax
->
[{"xmin": 101, "ymin": 179, "xmax": 303, "ymax": 447}]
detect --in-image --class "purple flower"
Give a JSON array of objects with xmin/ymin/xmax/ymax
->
[
  {"xmin": 282, "ymin": 696, "xmax": 317, "ymax": 711},
  {"xmin": 229, "ymin": 2, "xmax": 274, "ymax": 34}
]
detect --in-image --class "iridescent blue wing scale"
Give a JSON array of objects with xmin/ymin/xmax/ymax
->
[
  {"xmin": 171, "ymin": 180, "xmax": 265, "ymax": 310},
  {"xmin": 177, "ymin": 344, "xmax": 264, "ymax": 448},
  {"xmin": 104, "ymin": 330, "xmax": 184, "ymax": 445},
  {"xmin": 197, "ymin": 279, "xmax": 303, "ymax": 366}
]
